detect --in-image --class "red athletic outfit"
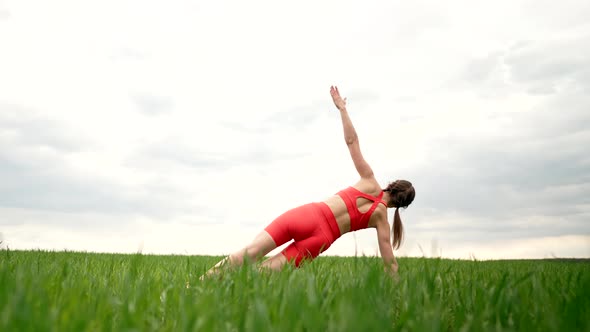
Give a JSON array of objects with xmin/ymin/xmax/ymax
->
[{"xmin": 264, "ymin": 186, "xmax": 388, "ymax": 267}]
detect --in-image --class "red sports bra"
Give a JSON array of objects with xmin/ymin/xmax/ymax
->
[{"xmin": 336, "ymin": 186, "xmax": 388, "ymax": 231}]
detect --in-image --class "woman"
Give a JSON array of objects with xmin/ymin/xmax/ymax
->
[{"xmin": 202, "ymin": 86, "xmax": 415, "ymax": 278}]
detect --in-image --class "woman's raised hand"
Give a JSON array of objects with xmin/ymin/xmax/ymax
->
[{"xmin": 330, "ymin": 85, "xmax": 347, "ymax": 111}]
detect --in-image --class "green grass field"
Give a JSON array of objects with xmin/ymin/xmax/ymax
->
[{"xmin": 1, "ymin": 250, "xmax": 589, "ymax": 331}]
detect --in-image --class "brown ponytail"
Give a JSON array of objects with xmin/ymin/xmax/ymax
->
[
  {"xmin": 384, "ymin": 179, "xmax": 415, "ymax": 251},
  {"xmin": 392, "ymin": 207, "xmax": 404, "ymax": 250}
]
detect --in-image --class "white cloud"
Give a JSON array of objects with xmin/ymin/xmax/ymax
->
[{"xmin": 1, "ymin": 0, "xmax": 589, "ymax": 259}]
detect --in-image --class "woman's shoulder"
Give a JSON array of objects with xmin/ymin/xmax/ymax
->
[{"xmin": 351, "ymin": 177, "xmax": 383, "ymax": 196}]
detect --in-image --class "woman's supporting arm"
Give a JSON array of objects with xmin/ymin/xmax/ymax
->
[{"xmin": 376, "ymin": 216, "xmax": 399, "ymax": 275}]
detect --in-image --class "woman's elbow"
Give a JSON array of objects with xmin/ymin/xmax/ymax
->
[{"xmin": 345, "ymin": 135, "xmax": 358, "ymax": 145}]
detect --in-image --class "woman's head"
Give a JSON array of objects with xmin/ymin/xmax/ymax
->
[
  {"xmin": 383, "ymin": 180, "xmax": 415, "ymax": 250},
  {"xmin": 384, "ymin": 180, "xmax": 415, "ymax": 209}
]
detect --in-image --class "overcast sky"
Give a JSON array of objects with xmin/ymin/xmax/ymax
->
[{"xmin": 1, "ymin": 0, "xmax": 589, "ymax": 259}]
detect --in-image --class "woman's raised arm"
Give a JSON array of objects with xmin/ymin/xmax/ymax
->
[{"xmin": 330, "ymin": 86, "xmax": 374, "ymax": 179}]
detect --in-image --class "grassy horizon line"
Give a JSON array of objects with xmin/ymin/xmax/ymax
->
[{"xmin": 2, "ymin": 247, "xmax": 589, "ymax": 262}]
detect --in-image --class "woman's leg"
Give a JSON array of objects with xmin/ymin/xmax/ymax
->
[
  {"xmin": 263, "ymin": 232, "xmax": 333, "ymax": 270},
  {"xmin": 200, "ymin": 203, "xmax": 320, "ymax": 279},
  {"xmin": 228, "ymin": 231, "xmax": 278, "ymax": 265},
  {"xmin": 201, "ymin": 231, "xmax": 277, "ymax": 279},
  {"xmin": 260, "ymin": 252, "xmax": 288, "ymax": 270}
]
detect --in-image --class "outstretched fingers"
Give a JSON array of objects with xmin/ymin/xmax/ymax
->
[
  {"xmin": 330, "ymin": 85, "xmax": 339, "ymax": 97},
  {"xmin": 330, "ymin": 85, "xmax": 347, "ymax": 110}
]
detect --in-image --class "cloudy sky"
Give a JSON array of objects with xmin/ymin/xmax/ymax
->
[{"xmin": 1, "ymin": 0, "xmax": 589, "ymax": 259}]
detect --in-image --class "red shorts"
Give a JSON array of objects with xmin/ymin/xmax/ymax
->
[{"xmin": 264, "ymin": 202, "xmax": 341, "ymax": 267}]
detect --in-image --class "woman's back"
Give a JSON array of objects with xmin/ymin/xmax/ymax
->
[{"xmin": 323, "ymin": 178, "xmax": 388, "ymax": 235}]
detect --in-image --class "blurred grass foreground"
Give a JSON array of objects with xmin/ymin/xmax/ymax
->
[{"xmin": 1, "ymin": 249, "xmax": 589, "ymax": 331}]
